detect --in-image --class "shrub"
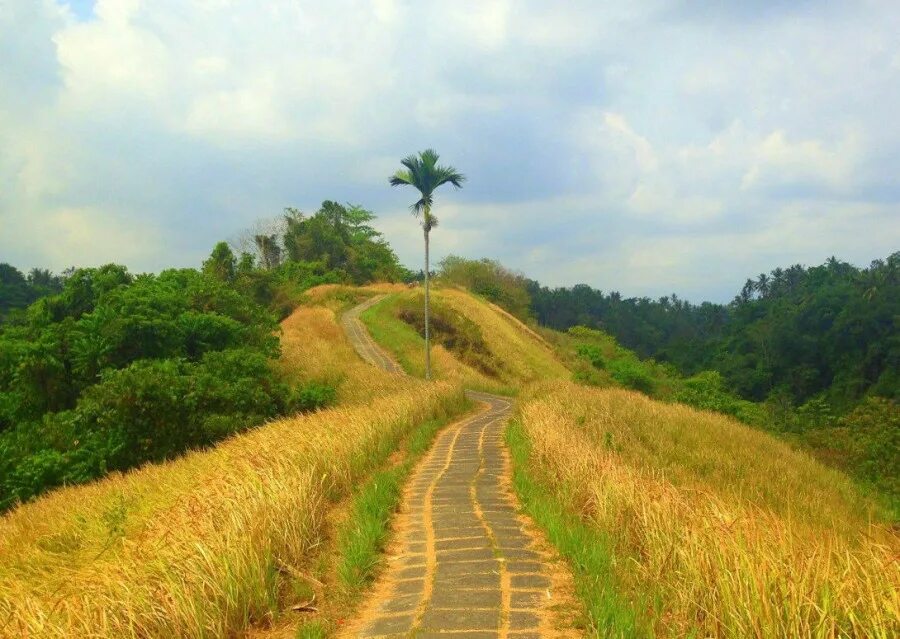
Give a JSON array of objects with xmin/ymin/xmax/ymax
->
[
  {"xmin": 674, "ymin": 370, "xmax": 766, "ymax": 425},
  {"xmin": 608, "ymin": 359, "xmax": 657, "ymax": 395}
]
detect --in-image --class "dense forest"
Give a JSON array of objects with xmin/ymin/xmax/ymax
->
[
  {"xmin": 528, "ymin": 254, "xmax": 899, "ymax": 412},
  {"xmin": 0, "ymin": 201, "xmax": 406, "ymax": 509}
]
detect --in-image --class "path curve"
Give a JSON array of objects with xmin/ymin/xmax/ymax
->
[{"xmin": 340, "ymin": 296, "xmax": 560, "ymax": 638}]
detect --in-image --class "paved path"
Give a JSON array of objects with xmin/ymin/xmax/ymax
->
[
  {"xmin": 340, "ymin": 295, "xmax": 405, "ymax": 374},
  {"xmin": 340, "ymin": 297, "xmax": 557, "ymax": 638}
]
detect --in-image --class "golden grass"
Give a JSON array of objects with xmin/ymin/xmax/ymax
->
[
  {"xmin": 434, "ymin": 287, "xmax": 569, "ymax": 384},
  {"xmin": 359, "ymin": 286, "xmax": 569, "ymax": 393},
  {"xmin": 278, "ymin": 303, "xmax": 411, "ymax": 405},
  {"xmin": 518, "ymin": 380, "xmax": 899, "ymax": 637},
  {"xmin": 0, "ymin": 383, "xmax": 465, "ymax": 638}
]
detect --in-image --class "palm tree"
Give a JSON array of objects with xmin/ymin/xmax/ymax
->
[
  {"xmin": 756, "ymin": 273, "xmax": 770, "ymax": 297},
  {"xmin": 389, "ymin": 149, "xmax": 465, "ymax": 380}
]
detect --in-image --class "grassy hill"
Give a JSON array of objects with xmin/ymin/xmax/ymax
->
[
  {"xmin": 356, "ymin": 286, "xmax": 899, "ymax": 637},
  {"xmin": 359, "ymin": 286, "xmax": 569, "ymax": 393},
  {"xmin": 0, "ymin": 284, "xmax": 896, "ymax": 638}
]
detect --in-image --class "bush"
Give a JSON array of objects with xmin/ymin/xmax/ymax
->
[
  {"xmin": 609, "ymin": 359, "xmax": 657, "ymax": 395},
  {"xmin": 0, "ymin": 265, "xmax": 339, "ymax": 511},
  {"xmin": 576, "ymin": 343, "xmax": 606, "ymax": 369},
  {"xmin": 674, "ymin": 370, "xmax": 765, "ymax": 425}
]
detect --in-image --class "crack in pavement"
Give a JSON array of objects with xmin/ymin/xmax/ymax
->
[{"xmin": 339, "ymin": 297, "xmax": 560, "ymax": 638}]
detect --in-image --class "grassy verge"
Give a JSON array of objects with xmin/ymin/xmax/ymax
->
[
  {"xmin": 506, "ymin": 419, "xmax": 647, "ymax": 638},
  {"xmin": 295, "ymin": 412, "xmax": 467, "ymax": 637}
]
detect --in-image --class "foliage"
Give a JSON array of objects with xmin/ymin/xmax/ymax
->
[
  {"xmin": 673, "ymin": 370, "xmax": 766, "ymax": 425},
  {"xmin": 529, "ymin": 254, "xmax": 900, "ymax": 414},
  {"xmin": 800, "ymin": 397, "xmax": 899, "ymax": 504},
  {"xmin": 388, "ymin": 148, "xmax": 465, "ymax": 232},
  {"xmin": 0, "ymin": 265, "xmax": 334, "ymax": 510},
  {"xmin": 0, "ymin": 264, "xmax": 64, "ymax": 321},
  {"xmin": 283, "ymin": 201, "xmax": 409, "ymax": 284},
  {"xmin": 202, "ymin": 242, "xmax": 237, "ymax": 282},
  {"xmin": 437, "ymin": 255, "xmax": 532, "ymax": 319}
]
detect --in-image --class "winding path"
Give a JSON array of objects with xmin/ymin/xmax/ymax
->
[{"xmin": 340, "ymin": 297, "xmax": 560, "ymax": 638}]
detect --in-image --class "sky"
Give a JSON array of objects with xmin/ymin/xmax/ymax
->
[{"xmin": 1, "ymin": 1, "xmax": 899, "ymax": 302}]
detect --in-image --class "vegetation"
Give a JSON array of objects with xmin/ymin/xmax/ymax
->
[
  {"xmin": 389, "ymin": 149, "xmax": 465, "ymax": 379},
  {"xmin": 0, "ymin": 263, "xmax": 64, "ymax": 321},
  {"xmin": 514, "ymin": 380, "xmax": 898, "ymax": 638},
  {"xmin": 0, "ymin": 201, "xmax": 414, "ymax": 510},
  {"xmin": 0, "ymin": 265, "xmax": 331, "ymax": 510},
  {"xmin": 438, "ymin": 255, "xmax": 532, "ymax": 319},
  {"xmin": 507, "ymin": 419, "xmax": 640, "ymax": 635},
  {"xmin": 530, "ymin": 254, "xmax": 899, "ymax": 409},
  {"xmin": 282, "ymin": 201, "xmax": 409, "ymax": 285},
  {"xmin": 359, "ymin": 287, "xmax": 568, "ymax": 392}
]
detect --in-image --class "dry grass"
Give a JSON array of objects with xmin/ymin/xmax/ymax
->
[
  {"xmin": 278, "ymin": 302, "xmax": 410, "ymax": 405},
  {"xmin": 0, "ymin": 383, "xmax": 465, "ymax": 638},
  {"xmin": 360, "ymin": 286, "xmax": 569, "ymax": 392},
  {"xmin": 518, "ymin": 380, "xmax": 899, "ymax": 638}
]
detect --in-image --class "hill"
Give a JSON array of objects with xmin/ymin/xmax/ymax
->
[{"xmin": 0, "ymin": 283, "xmax": 896, "ymax": 638}]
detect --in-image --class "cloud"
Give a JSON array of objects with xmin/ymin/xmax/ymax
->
[{"xmin": 1, "ymin": 0, "xmax": 899, "ymax": 302}]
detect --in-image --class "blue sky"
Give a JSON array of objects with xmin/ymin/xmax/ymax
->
[{"xmin": 1, "ymin": 1, "xmax": 898, "ymax": 302}]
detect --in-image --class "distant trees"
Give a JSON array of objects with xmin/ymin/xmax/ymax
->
[
  {"xmin": 203, "ymin": 242, "xmax": 237, "ymax": 282},
  {"xmin": 283, "ymin": 201, "xmax": 407, "ymax": 283},
  {"xmin": 0, "ymin": 264, "xmax": 64, "ymax": 320},
  {"xmin": 389, "ymin": 149, "xmax": 465, "ymax": 380},
  {"xmin": 528, "ymin": 252, "xmax": 900, "ymax": 413}
]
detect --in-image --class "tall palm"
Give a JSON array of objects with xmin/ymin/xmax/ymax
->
[{"xmin": 389, "ymin": 149, "xmax": 465, "ymax": 380}]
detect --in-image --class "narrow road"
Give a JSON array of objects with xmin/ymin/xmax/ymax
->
[
  {"xmin": 340, "ymin": 297, "xmax": 557, "ymax": 638},
  {"xmin": 340, "ymin": 295, "xmax": 405, "ymax": 374}
]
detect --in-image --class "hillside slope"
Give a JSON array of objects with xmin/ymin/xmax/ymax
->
[
  {"xmin": 512, "ymin": 381, "xmax": 898, "ymax": 637},
  {"xmin": 354, "ymin": 287, "xmax": 899, "ymax": 637},
  {"xmin": 0, "ymin": 288, "xmax": 465, "ymax": 638},
  {"xmin": 360, "ymin": 286, "xmax": 569, "ymax": 392},
  {"xmin": 1, "ymin": 285, "xmax": 895, "ymax": 638}
]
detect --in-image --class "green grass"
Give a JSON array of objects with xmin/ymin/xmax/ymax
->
[
  {"xmin": 360, "ymin": 292, "xmax": 518, "ymax": 395},
  {"xmin": 506, "ymin": 418, "xmax": 650, "ymax": 638},
  {"xmin": 336, "ymin": 464, "xmax": 406, "ymax": 594},
  {"xmin": 359, "ymin": 295, "xmax": 422, "ymax": 376},
  {"xmin": 296, "ymin": 619, "xmax": 328, "ymax": 639}
]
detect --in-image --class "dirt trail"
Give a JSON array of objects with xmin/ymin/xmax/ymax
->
[{"xmin": 340, "ymin": 297, "xmax": 574, "ymax": 638}]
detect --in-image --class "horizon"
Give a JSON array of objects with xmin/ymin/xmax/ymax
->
[{"xmin": 2, "ymin": 1, "xmax": 899, "ymax": 303}]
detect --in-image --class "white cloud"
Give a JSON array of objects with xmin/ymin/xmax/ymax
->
[{"xmin": 1, "ymin": 0, "xmax": 899, "ymax": 301}]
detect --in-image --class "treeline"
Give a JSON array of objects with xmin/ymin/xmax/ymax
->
[
  {"xmin": 528, "ymin": 254, "xmax": 899, "ymax": 412},
  {"xmin": 0, "ymin": 264, "xmax": 64, "ymax": 320},
  {"xmin": 0, "ymin": 200, "xmax": 407, "ymax": 509}
]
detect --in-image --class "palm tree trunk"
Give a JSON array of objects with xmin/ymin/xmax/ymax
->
[{"xmin": 424, "ymin": 226, "xmax": 431, "ymax": 380}]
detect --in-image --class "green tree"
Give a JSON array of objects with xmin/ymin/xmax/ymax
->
[
  {"xmin": 203, "ymin": 242, "xmax": 236, "ymax": 282},
  {"xmin": 282, "ymin": 202, "xmax": 406, "ymax": 283},
  {"xmin": 389, "ymin": 149, "xmax": 465, "ymax": 380}
]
